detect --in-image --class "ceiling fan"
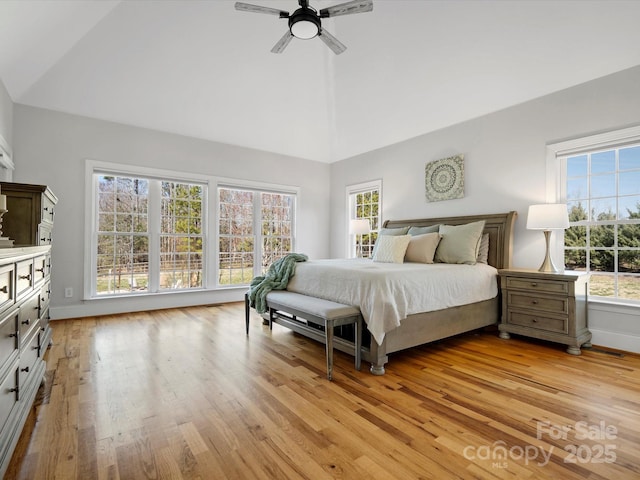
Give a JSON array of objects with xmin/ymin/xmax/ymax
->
[{"xmin": 235, "ymin": 0, "xmax": 373, "ymax": 55}]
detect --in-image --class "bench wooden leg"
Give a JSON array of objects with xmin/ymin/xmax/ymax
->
[
  {"xmin": 245, "ymin": 293, "xmax": 250, "ymax": 335},
  {"xmin": 325, "ymin": 319, "xmax": 335, "ymax": 380},
  {"xmin": 355, "ymin": 316, "xmax": 362, "ymax": 371}
]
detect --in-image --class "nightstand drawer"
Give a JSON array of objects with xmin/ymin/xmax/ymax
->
[
  {"xmin": 507, "ymin": 292, "xmax": 568, "ymax": 314},
  {"xmin": 509, "ymin": 311, "xmax": 568, "ymax": 334},
  {"xmin": 506, "ymin": 277, "xmax": 569, "ymax": 295}
]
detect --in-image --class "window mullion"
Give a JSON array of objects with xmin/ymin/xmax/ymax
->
[
  {"xmin": 148, "ymin": 180, "xmax": 161, "ymax": 292},
  {"xmin": 254, "ymin": 192, "xmax": 262, "ymax": 277}
]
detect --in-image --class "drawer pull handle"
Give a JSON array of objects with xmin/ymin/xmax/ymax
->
[
  {"xmin": 531, "ymin": 300, "xmax": 538, "ymax": 305},
  {"xmin": 531, "ymin": 318, "xmax": 538, "ymax": 323},
  {"xmin": 19, "ymin": 273, "xmax": 32, "ymax": 281},
  {"xmin": 530, "ymin": 282, "xmax": 538, "ymax": 287},
  {"xmin": 21, "ymin": 367, "xmax": 29, "ymax": 373},
  {"xmin": 0, "ymin": 285, "xmax": 7, "ymax": 293},
  {"xmin": 9, "ymin": 387, "xmax": 18, "ymax": 393},
  {"xmin": 9, "ymin": 332, "xmax": 17, "ymax": 338},
  {"xmin": 21, "ymin": 319, "xmax": 30, "ymax": 325},
  {"xmin": 36, "ymin": 267, "xmax": 45, "ymax": 273}
]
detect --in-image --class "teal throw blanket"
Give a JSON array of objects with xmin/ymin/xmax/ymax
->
[{"xmin": 249, "ymin": 253, "xmax": 308, "ymax": 314}]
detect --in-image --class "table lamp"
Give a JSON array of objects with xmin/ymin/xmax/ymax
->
[
  {"xmin": 526, "ymin": 204, "xmax": 569, "ymax": 273},
  {"xmin": 349, "ymin": 219, "xmax": 370, "ymax": 258}
]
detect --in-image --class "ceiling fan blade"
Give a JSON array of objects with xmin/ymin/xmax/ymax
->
[
  {"xmin": 271, "ymin": 31, "xmax": 294, "ymax": 53},
  {"xmin": 319, "ymin": 0, "xmax": 373, "ymax": 18},
  {"xmin": 235, "ymin": 2, "xmax": 289, "ymax": 17},
  {"xmin": 318, "ymin": 28, "xmax": 347, "ymax": 55}
]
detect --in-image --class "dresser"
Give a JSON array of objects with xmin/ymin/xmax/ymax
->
[
  {"xmin": 0, "ymin": 246, "xmax": 52, "ymax": 477},
  {"xmin": 498, "ymin": 269, "xmax": 591, "ymax": 355},
  {"xmin": 0, "ymin": 182, "xmax": 57, "ymax": 246},
  {"xmin": 0, "ymin": 182, "xmax": 55, "ymax": 477}
]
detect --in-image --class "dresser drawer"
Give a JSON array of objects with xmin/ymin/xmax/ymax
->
[
  {"xmin": 506, "ymin": 277, "xmax": 569, "ymax": 295},
  {"xmin": 37, "ymin": 224, "xmax": 53, "ymax": 245},
  {"xmin": 33, "ymin": 255, "xmax": 47, "ymax": 286},
  {"xmin": 507, "ymin": 292, "xmax": 568, "ymax": 314},
  {"xmin": 39, "ymin": 281, "xmax": 51, "ymax": 313},
  {"xmin": 41, "ymin": 193, "xmax": 56, "ymax": 225},
  {"xmin": 19, "ymin": 330, "xmax": 40, "ymax": 394},
  {"xmin": 0, "ymin": 308, "xmax": 18, "ymax": 379},
  {"xmin": 18, "ymin": 293, "xmax": 40, "ymax": 343},
  {"xmin": 0, "ymin": 366, "xmax": 18, "ymax": 436},
  {"xmin": 509, "ymin": 311, "xmax": 568, "ymax": 334},
  {"xmin": 16, "ymin": 259, "xmax": 34, "ymax": 298},
  {"xmin": 0, "ymin": 264, "xmax": 14, "ymax": 314}
]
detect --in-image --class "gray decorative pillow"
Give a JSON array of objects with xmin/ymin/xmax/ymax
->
[
  {"xmin": 435, "ymin": 220, "xmax": 486, "ymax": 264},
  {"xmin": 404, "ymin": 232, "xmax": 442, "ymax": 264},
  {"xmin": 408, "ymin": 225, "xmax": 440, "ymax": 235},
  {"xmin": 378, "ymin": 226, "xmax": 410, "ymax": 236}
]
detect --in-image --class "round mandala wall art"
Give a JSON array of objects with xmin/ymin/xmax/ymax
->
[{"xmin": 425, "ymin": 154, "xmax": 464, "ymax": 202}]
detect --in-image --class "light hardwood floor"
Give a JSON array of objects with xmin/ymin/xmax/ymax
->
[{"xmin": 6, "ymin": 302, "xmax": 640, "ymax": 479}]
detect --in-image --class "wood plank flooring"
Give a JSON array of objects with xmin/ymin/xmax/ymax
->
[{"xmin": 5, "ymin": 302, "xmax": 640, "ymax": 479}]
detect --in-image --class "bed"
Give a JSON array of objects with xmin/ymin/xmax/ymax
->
[{"xmin": 264, "ymin": 211, "xmax": 517, "ymax": 374}]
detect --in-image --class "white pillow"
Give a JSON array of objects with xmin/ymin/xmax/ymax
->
[
  {"xmin": 404, "ymin": 232, "xmax": 442, "ymax": 264},
  {"xmin": 372, "ymin": 234, "xmax": 411, "ymax": 264},
  {"xmin": 477, "ymin": 233, "xmax": 490, "ymax": 264},
  {"xmin": 435, "ymin": 220, "xmax": 486, "ymax": 264}
]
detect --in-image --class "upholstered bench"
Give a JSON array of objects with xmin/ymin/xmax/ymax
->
[{"xmin": 245, "ymin": 291, "xmax": 362, "ymax": 380}]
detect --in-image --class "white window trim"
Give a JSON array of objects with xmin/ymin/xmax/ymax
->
[
  {"xmin": 546, "ymin": 125, "xmax": 640, "ymax": 200},
  {"xmin": 84, "ymin": 159, "xmax": 213, "ymax": 299},
  {"xmin": 346, "ymin": 179, "xmax": 382, "ymax": 257},
  {"xmin": 215, "ymin": 177, "xmax": 299, "ymax": 287},
  {"xmin": 0, "ymin": 134, "xmax": 14, "ymax": 171},
  {"xmin": 546, "ymin": 125, "xmax": 640, "ymax": 306}
]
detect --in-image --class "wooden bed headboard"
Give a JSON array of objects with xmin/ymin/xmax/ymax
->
[{"xmin": 383, "ymin": 211, "xmax": 517, "ymax": 270}]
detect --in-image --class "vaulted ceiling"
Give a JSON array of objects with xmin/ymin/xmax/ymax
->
[{"xmin": 1, "ymin": 0, "xmax": 640, "ymax": 163}]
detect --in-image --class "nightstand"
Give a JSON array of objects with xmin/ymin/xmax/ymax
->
[{"xmin": 498, "ymin": 269, "xmax": 591, "ymax": 355}]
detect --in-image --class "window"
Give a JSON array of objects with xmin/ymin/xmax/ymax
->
[
  {"xmin": 218, "ymin": 186, "xmax": 295, "ymax": 286},
  {"xmin": 91, "ymin": 171, "xmax": 205, "ymax": 297},
  {"xmin": 550, "ymin": 127, "xmax": 640, "ymax": 303},
  {"xmin": 347, "ymin": 180, "xmax": 381, "ymax": 258}
]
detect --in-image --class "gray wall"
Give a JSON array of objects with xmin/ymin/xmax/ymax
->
[
  {"xmin": 329, "ymin": 65, "xmax": 640, "ymax": 352},
  {"xmin": 13, "ymin": 105, "xmax": 331, "ymax": 319}
]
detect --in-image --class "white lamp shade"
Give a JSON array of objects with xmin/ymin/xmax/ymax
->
[
  {"xmin": 526, "ymin": 204, "xmax": 569, "ymax": 230},
  {"xmin": 349, "ymin": 219, "xmax": 370, "ymax": 235}
]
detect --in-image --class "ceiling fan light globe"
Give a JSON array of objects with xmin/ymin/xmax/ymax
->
[{"xmin": 291, "ymin": 19, "xmax": 319, "ymax": 39}]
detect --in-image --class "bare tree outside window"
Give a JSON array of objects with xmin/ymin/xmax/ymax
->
[
  {"xmin": 218, "ymin": 187, "xmax": 295, "ymax": 285},
  {"xmin": 95, "ymin": 175, "xmax": 205, "ymax": 296}
]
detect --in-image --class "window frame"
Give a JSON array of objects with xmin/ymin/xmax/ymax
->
[
  {"xmin": 216, "ymin": 181, "xmax": 298, "ymax": 287},
  {"xmin": 84, "ymin": 160, "xmax": 212, "ymax": 299},
  {"xmin": 346, "ymin": 179, "xmax": 382, "ymax": 258},
  {"xmin": 547, "ymin": 125, "xmax": 640, "ymax": 305}
]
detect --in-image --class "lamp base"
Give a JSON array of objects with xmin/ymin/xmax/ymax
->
[{"xmin": 538, "ymin": 230, "xmax": 562, "ymax": 273}]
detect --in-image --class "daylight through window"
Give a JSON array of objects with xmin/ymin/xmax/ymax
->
[
  {"xmin": 347, "ymin": 181, "xmax": 381, "ymax": 258},
  {"xmin": 563, "ymin": 144, "xmax": 640, "ymax": 301},
  {"xmin": 94, "ymin": 174, "xmax": 205, "ymax": 296},
  {"xmin": 218, "ymin": 187, "xmax": 295, "ymax": 286}
]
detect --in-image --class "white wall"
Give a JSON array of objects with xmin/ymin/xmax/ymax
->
[
  {"xmin": 329, "ymin": 65, "xmax": 640, "ymax": 353},
  {"xmin": 13, "ymin": 105, "xmax": 331, "ymax": 319},
  {"xmin": 0, "ymin": 79, "xmax": 13, "ymax": 181}
]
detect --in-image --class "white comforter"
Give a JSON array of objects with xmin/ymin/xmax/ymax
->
[{"xmin": 286, "ymin": 258, "xmax": 498, "ymax": 345}]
